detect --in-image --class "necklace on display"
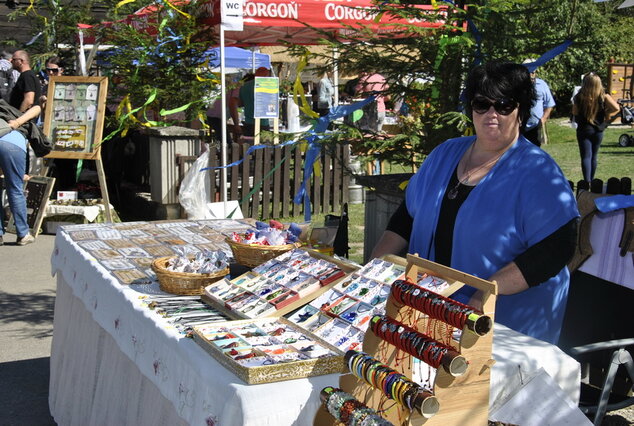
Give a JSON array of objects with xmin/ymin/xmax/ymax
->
[{"xmin": 447, "ymin": 142, "xmax": 506, "ymax": 200}]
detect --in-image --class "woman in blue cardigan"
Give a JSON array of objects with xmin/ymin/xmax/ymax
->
[{"xmin": 372, "ymin": 62, "xmax": 579, "ymax": 344}]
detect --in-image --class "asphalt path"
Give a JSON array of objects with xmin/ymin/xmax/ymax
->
[{"xmin": 0, "ymin": 232, "xmax": 57, "ymax": 425}]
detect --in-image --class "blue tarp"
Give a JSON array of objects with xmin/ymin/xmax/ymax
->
[
  {"xmin": 96, "ymin": 46, "xmax": 271, "ymax": 70},
  {"xmin": 205, "ymin": 47, "xmax": 271, "ymax": 70}
]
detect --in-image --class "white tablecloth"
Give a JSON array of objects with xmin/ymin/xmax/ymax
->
[
  {"xmin": 45, "ymin": 203, "xmax": 114, "ymax": 222},
  {"xmin": 49, "ymin": 229, "xmax": 580, "ymax": 425},
  {"xmin": 579, "ymin": 209, "xmax": 634, "ymax": 290}
]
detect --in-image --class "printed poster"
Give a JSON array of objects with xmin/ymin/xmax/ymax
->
[{"xmin": 253, "ymin": 77, "xmax": 279, "ymax": 119}]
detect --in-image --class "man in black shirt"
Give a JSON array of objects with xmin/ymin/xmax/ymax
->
[{"xmin": 10, "ymin": 50, "xmax": 42, "ymax": 112}]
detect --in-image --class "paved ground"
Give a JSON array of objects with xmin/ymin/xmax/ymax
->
[
  {"xmin": 0, "ymin": 230, "xmax": 631, "ymax": 426},
  {"xmin": 0, "ymin": 232, "xmax": 56, "ymax": 425}
]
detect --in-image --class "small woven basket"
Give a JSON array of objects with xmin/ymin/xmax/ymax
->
[
  {"xmin": 225, "ymin": 238, "xmax": 302, "ymax": 268},
  {"xmin": 151, "ymin": 256, "xmax": 229, "ymax": 295}
]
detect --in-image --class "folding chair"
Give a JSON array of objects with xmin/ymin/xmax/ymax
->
[{"xmin": 569, "ymin": 338, "xmax": 634, "ymax": 425}]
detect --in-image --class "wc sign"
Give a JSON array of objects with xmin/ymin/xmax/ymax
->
[{"xmin": 221, "ymin": 0, "xmax": 244, "ymax": 31}]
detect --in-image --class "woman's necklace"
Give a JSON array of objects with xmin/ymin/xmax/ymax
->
[{"xmin": 447, "ymin": 142, "xmax": 506, "ymax": 200}]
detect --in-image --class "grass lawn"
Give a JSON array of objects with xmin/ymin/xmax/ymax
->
[
  {"xmin": 542, "ymin": 118, "xmax": 633, "ymax": 184},
  {"xmin": 280, "ymin": 118, "xmax": 633, "ymax": 264}
]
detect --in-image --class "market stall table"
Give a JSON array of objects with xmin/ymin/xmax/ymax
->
[
  {"xmin": 49, "ymin": 221, "xmax": 581, "ymax": 425},
  {"xmin": 43, "ymin": 200, "xmax": 116, "ymax": 233}
]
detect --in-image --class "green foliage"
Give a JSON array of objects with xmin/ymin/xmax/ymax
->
[
  {"xmin": 9, "ymin": 0, "xmax": 219, "ymax": 130},
  {"xmin": 6, "ymin": 0, "xmax": 103, "ymax": 71},
  {"xmin": 94, "ymin": 3, "xmax": 219, "ymax": 127},
  {"xmin": 472, "ymin": 0, "xmax": 634, "ymax": 116},
  {"xmin": 8, "ymin": 0, "xmax": 634, "ymax": 147},
  {"xmin": 296, "ymin": 0, "xmax": 634, "ymax": 169}
]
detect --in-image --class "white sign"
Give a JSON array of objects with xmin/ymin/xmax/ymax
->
[{"xmin": 222, "ymin": 0, "xmax": 244, "ymax": 31}]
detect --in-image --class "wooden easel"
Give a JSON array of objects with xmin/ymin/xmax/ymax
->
[
  {"xmin": 315, "ymin": 253, "xmax": 498, "ymax": 425},
  {"xmin": 41, "ymin": 76, "xmax": 113, "ymax": 222}
]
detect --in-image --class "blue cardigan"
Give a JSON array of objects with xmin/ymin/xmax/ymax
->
[{"xmin": 406, "ymin": 135, "xmax": 579, "ymax": 344}]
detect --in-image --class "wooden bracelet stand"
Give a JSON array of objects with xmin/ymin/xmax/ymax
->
[{"xmin": 314, "ymin": 253, "xmax": 497, "ymax": 426}]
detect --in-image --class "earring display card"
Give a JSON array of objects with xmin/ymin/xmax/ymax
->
[
  {"xmin": 59, "ymin": 219, "xmax": 253, "ymax": 286},
  {"xmin": 192, "ymin": 317, "xmax": 345, "ymax": 384},
  {"xmin": 284, "ymin": 257, "xmax": 432, "ymax": 352},
  {"xmin": 201, "ymin": 248, "xmax": 358, "ymax": 320}
]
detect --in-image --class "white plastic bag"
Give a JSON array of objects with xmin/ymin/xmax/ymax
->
[{"xmin": 178, "ymin": 150, "xmax": 212, "ymax": 219}]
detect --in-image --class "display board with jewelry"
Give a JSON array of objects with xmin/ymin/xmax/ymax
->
[
  {"xmin": 201, "ymin": 248, "xmax": 358, "ymax": 319},
  {"xmin": 315, "ymin": 253, "xmax": 498, "ymax": 426},
  {"xmin": 284, "ymin": 255, "xmax": 451, "ymax": 355},
  {"xmin": 192, "ymin": 317, "xmax": 345, "ymax": 384}
]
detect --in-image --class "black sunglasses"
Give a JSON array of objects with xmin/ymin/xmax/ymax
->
[
  {"xmin": 46, "ymin": 68, "xmax": 60, "ymax": 73},
  {"xmin": 471, "ymin": 97, "xmax": 518, "ymax": 116}
]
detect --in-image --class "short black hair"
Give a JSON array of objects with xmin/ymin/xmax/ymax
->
[{"xmin": 464, "ymin": 61, "xmax": 535, "ymax": 127}]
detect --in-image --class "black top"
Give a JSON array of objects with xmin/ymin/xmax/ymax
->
[
  {"xmin": 574, "ymin": 96, "xmax": 606, "ymax": 131},
  {"xmin": 386, "ymin": 165, "xmax": 578, "ymax": 287},
  {"xmin": 9, "ymin": 69, "xmax": 42, "ymax": 111}
]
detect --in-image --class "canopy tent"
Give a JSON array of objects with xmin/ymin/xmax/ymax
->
[
  {"xmin": 80, "ymin": 0, "xmax": 457, "ymax": 46},
  {"xmin": 78, "ymin": 0, "xmax": 461, "ymax": 215},
  {"xmin": 200, "ymin": 0, "xmax": 456, "ymax": 46}
]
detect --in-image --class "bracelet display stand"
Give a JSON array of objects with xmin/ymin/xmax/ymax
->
[{"xmin": 315, "ymin": 253, "xmax": 497, "ymax": 426}]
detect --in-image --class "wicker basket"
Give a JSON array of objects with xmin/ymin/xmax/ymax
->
[
  {"xmin": 225, "ymin": 238, "xmax": 302, "ymax": 268},
  {"xmin": 151, "ymin": 256, "xmax": 229, "ymax": 295}
]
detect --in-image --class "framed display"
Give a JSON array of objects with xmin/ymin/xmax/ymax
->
[
  {"xmin": 42, "ymin": 76, "xmax": 108, "ymax": 160},
  {"xmin": 41, "ymin": 76, "xmax": 113, "ymax": 222}
]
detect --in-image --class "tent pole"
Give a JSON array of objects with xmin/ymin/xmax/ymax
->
[
  {"xmin": 333, "ymin": 47, "xmax": 339, "ymax": 106},
  {"xmin": 220, "ymin": 28, "xmax": 228, "ymax": 216},
  {"xmin": 78, "ymin": 30, "xmax": 87, "ymax": 76}
]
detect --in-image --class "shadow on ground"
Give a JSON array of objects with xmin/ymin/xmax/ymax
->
[
  {"xmin": 0, "ymin": 290, "xmax": 55, "ymax": 326},
  {"xmin": 0, "ymin": 357, "xmax": 56, "ymax": 425}
]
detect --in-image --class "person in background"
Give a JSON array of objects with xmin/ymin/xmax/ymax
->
[
  {"xmin": 316, "ymin": 71, "xmax": 334, "ymax": 117},
  {"xmin": 206, "ymin": 90, "xmax": 233, "ymax": 146},
  {"xmin": 228, "ymin": 73, "xmax": 252, "ymax": 142},
  {"xmin": 233, "ymin": 67, "xmax": 271, "ymax": 138},
  {"xmin": 0, "ymin": 50, "xmax": 19, "ymax": 103},
  {"xmin": 39, "ymin": 56, "xmax": 64, "ymax": 111},
  {"xmin": 354, "ymin": 72, "xmax": 389, "ymax": 133},
  {"xmin": 520, "ymin": 60, "xmax": 555, "ymax": 147},
  {"xmin": 9, "ymin": 50, "xmax": 41, "ymax": 112},
  {"xmin": 0, "ymin": 103, "xmax": 41, "ymax": 246},
  {"xmin": 572, "ymin": 72, "xmax": 620, "ymax": 183},
  {"xmin": 36, "ymin": 56, "xmax": 76, "ymax": 191},
  {"xmin": 371, "ymin": 61, "xmax": 579, "ymax": 344}
]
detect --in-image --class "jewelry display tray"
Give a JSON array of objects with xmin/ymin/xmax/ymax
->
[
  {"xmin": 200, "ymin": 248, "xmax": 359, "ymax": 320},
  {"xmin": 192, "ymin": 317, "xmax": 346, "ymax": 385}
]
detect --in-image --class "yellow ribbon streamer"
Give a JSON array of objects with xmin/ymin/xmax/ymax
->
[
  {"xmin": 163, "ymin": 0, "xmax": 191, "ymax": 19},
  {"xmin": 198, "ymin": 112, "xmax": 209, "ymax": 129},
  {"xmin": 313, "ymin": 159, "xmax": 321, "ymax": 178},
  {"xmin": 25, "ymin": 0, "xmax": 36, "ymax": 15},
  {"xmin": 292, "ymin": 55, "xmax": 319, "ymax": 119},
  {"xmin": 115, "ymin": 0, "xmax": 137, "ymax": 10}
]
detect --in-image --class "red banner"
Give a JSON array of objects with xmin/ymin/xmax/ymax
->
[{"xmin": 200, "ymin": 0, "xmax": 452, "ymax": 30}]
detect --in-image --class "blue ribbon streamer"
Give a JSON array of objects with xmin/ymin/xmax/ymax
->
[
  {"xmin": 292, "ymin": 96, "xmax": 376, "ymax": 222},
  {"xmin": 522, "ymin": 40, "xmax": 573, "ymax": 72}
]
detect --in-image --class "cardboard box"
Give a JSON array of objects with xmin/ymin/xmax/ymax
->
[{"xmin": 56, "ymin": 191, "xmax": 78, "ymax": 201}]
